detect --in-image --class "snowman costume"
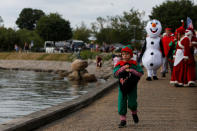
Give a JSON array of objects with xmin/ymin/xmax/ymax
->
[{"xmin": 139, "ymin": 19, "xmax": 165, "ymax": 81}]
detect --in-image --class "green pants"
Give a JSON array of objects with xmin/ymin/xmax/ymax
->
[{"xmin": 118, "ymin": 86, "xmax": 137, "ymax": 115}]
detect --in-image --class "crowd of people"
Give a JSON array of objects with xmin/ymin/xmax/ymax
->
[
  {"xmin": 161, "ymin": 21, "xmax": 197, "ymax": 87},
  {"xmin": 112, "ymin": 19, "xmax": 197, "ymax": 128},
  {"xmin": 14, "ymin": 42, "xmax": 33, "ymax": 53}
]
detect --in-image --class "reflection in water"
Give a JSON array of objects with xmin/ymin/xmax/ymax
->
[{"xmin": 0, "ymin": 69, "xmax": 102, "ymax": 123}]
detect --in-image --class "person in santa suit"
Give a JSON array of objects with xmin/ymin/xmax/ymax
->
[
  {"xmin": 161, "ymin": 28, "xmax": 174, "ymax": 77},
  {"xmin": 170, "ymin": 22, "xmax": 190, "ymax": 87},
  {"xmin": 184, "ymin": 27, "xmax": 196, "ymax": 86}
]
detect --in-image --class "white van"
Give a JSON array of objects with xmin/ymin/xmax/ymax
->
[{"xmin": 44, "ymin": 41, "xmax": 55, "ymax": 53}]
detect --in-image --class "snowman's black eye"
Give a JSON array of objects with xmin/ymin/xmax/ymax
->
[{"xmin": 156, "ymin": 22, "xmax": 158, "ymax": 25}]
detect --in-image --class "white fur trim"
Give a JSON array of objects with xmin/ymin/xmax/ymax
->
[
  {"xmin": 178, "ymin": 38, "xmax": 185, "ymax": 49},
  {"xmin": 180, "ymin": 36, "xmax": 187, "ymax": 42},
  {"xmin": 192, "ymin": 41, "xmax": 197, "ymax": 45},
  {"xmin": 188, "ymin": 81, "xmax": 195, "ymax": 84},
  {"xmin": 183, "ymin": 56, "xmax": 189, "ymax": 59},
  {"xmin": 177, "ymin": 82, "xmax": 183, "ymax": 86},
  {"xmin": 170, "ymin": 81, "xmax": 184, "ymax": 86},
  {"xmin": 170, "ymin": 81, "xmax": 176, "ymax": 84},
  {"xmin": 185, "ymin": 30, "xmax": 193, "ymax": 36}
]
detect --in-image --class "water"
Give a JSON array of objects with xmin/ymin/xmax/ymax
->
[{"xmin": 0, "ymin": 69, "xmax": 103, "ymax": 123}]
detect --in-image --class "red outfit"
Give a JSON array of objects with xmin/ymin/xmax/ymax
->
[
  {"xmin": 187, "ymin": 36, "xmax": 197, "ymax": 84},
  {"xmin": 162, "ymin": 34, "xmax": 174, "ymax": 57},
  {"xmin": 170, "ymin": 36, "xmax": 190, "ymax": 86}
]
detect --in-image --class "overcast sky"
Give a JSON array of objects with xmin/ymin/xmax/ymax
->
[{"xmin": 0, "ymin": 0, "xmax": 169, "ymax": 29}]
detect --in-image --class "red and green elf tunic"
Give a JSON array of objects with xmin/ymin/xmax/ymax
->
[{"xmin": 113, "ymin": 59, "xmax": 143, "ymax": 115}]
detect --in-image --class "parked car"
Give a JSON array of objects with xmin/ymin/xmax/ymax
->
[
  {"xmin": 44, "ymin": 41, "xmax": 70, "ymax": 53},
  {"xmin": 113, "ymin": 43, "xmax": 124, "ymax": 51},
  {"xmin": 44, "ymin": 41, "xmax": 55, "ymax": 53},
  {"xmin": 67, "ymin": 40, "xmax": 86, "ymax": 52}
]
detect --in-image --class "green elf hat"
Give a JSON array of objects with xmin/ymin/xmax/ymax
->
[{"xmin": 121, "ymin": 45, "xmax": 133, "ymax": 57}]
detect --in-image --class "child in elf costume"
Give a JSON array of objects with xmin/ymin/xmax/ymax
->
[{"xmin": 113, "ymin": 45, "xmax": 143, "ymax": 128}]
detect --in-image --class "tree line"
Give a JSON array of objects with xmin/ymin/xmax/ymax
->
[{"xmin": 0, "ymin": 0, "xmax": 196, "ymax": 51}]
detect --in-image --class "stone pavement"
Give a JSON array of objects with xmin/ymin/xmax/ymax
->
[{"xmin": 37, "ymin": 72, "xmax": 197, "ymax": 131}]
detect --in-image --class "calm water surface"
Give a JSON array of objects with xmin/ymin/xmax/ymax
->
[{"xmin": 0, "ymin": 69, "xmax": 103, "ymax": 123}]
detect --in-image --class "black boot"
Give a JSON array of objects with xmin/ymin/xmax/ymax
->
[
  {"xmin": 188, "ymin": 83, "xmax": 196, "ymax": 87},
  {"xmin": 118, "ymin": 120, "xmax": 126, "ymax": 128},
  {"xmin": 175, "ymin": 83, "xmax": 183, "ymax": 87},
  {"xmin": 153, "ymin": 76, "xmax": 158, "ymax": 80},
  {"xmin": 132, "ymin": 114, "xmax": 139, "ymax": 123},
  {"xmin": 146, "ymin": 77, "xmax": 152, "ymax": 81}
]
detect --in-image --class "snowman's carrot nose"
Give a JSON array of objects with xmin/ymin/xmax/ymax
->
[{"xmin": 152, "ymin": 23, "xmax": 156, "ymax": 27}]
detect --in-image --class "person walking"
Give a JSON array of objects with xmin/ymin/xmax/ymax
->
[
  {"xmin": 113, "ymin": 45, "xmax": 143, "ymax": 128},
  {"xmin": 161, "ymin": 28, "xmax": 174, "ymax": 77}
]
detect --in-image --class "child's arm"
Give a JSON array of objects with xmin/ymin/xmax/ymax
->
[
  {"xmin": 113, "ymin": 65, "xmax": 128, "ymax": 78},
  {"xmin": 126, "ymin": 68, "xmax": 143, "ymax": 78},
  {"xmin": 127, "ymin": 64, "xmax": 144, "ymax": 78}
]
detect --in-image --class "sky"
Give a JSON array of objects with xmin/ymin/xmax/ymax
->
[{"xmin": 0, "ymin": 0, "xmax": 169, "ymax": 29}]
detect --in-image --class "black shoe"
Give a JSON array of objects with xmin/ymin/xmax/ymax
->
[
  {"xmin": 146, "ymin": 77, "xmax": 152, "ymax": 81},
  {"xmin": 118, "ymin": 120, "xmax": 126, "ymax": 128},
  {"xmin": 188, "ymin": 83, "xmax": 196, "ymax": 87},
  {"xmin": 132, "ymin": 114, "xmax": 139, "ymax": 123},
  {"xmin": 175, "ymin": 83, "xmax": 183, "ymax": 87},
  {"xmin": 153, "ymin": 76, "xmax": 159, "ymax": 80},
  {"xmin": 162, "ymin": 73, "xmax": 166, "ymax": 77}
]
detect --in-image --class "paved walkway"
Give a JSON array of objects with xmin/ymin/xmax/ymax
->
[{"xmin": 37, "ymin": 72, "xmax": 197, "ymax": 131}]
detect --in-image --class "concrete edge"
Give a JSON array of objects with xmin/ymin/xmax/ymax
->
[{"xmin": 0, "ymin": 78, "xmax": 118, "ymax": 131}]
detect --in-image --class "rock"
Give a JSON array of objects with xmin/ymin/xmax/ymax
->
[
  {"xmin": 99, "ymin": 72, "xmax": 112, "ymax": 80},
  {"xmin": 68, "ymin": 71, "xmax": 81, "ymax": 81},
  {"xmin": 82, "ymin": 73, "xmax": 97, "ymax": 82},
  {"xmin": 80, "ymin": 69, "xmax": 88, "ymax": 76},
  {"xmin": 59, "ymin": 70, "xmax": 69, "ymax": 77},
  {"xmin": 71, "ymin": 59, "xmax": 88, "ymax": 71}
]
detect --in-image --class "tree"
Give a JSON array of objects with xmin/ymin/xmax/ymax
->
[
  {"xmin": 92, "ymin": 9, "xmax": 146, "ymax": 46},
  {"xmin": 16, "ymin": 29, "xmax": 44, "ymax": 48},
  {"xmin": 0, "ymin": 27, "xmax": 19, "ymax": 51},
  {"xmin": 149, "ymin": 0, "xmax": 197, "ymax": 31},
  {"xmin": 36, "ymin": 13, "xmax": 72, "ymax": 41},
  {"xmin": 0, "ymin": 16, "xmax": 3, "ymax": 27},
  {"xmin": 73, "ymin": 22, "xmax": 91, "ymax": 43},
  {"xmin": 96, "ymin": 28, "xmax": 116, "ymax": 44},
  {"xmin": 16, "ymin": 8, "xmax": 45, "ymax": 30}
]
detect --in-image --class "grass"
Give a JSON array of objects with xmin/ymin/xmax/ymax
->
[
  {"xmin": 0, "ymin": 52, "xmax": 70, "ymax": 61},
  {"xmin": 0, "ymin": 51, "xmax": 113, "ymax": 61}
]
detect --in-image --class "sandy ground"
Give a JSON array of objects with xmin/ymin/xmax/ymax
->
[
  {"xmin": 0, "ymin": 60, "xmax": 113, "ymax": 79},
  {"xmin": 36, "ymin": 71, "xmax": 197, "ymax": 131}
]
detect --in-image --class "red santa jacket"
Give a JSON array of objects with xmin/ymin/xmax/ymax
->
[{"xmin": 162, "ymin": 34, "xmax": 174, "ymax": 57}]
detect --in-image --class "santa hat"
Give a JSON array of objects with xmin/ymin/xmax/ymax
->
[
  {"xmin": 121, "ymin": 45, "xmax": 133, "ymax": 57},
  {"xmin": 176, "ymin": 20, "xmax": 185, "ymax": 35},
  {"xmin": 185, "ymin": 27, "xmax": 196, "ymax": 37},
  {"xmin": 165, "ymin": 28, "xmax": 171, "ymax": 31},
  {"xmin": 185, "ymin": 29, "xmax": 193, "ymax": 36}
]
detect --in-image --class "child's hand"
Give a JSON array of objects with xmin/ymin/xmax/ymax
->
[
  {"xmin": 124, "ymin": 65, "xmax": 129, "ymax": 69},
  {"xmin": 125, "ymin": 68, "xmax": 130, "ymax": 72}
]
